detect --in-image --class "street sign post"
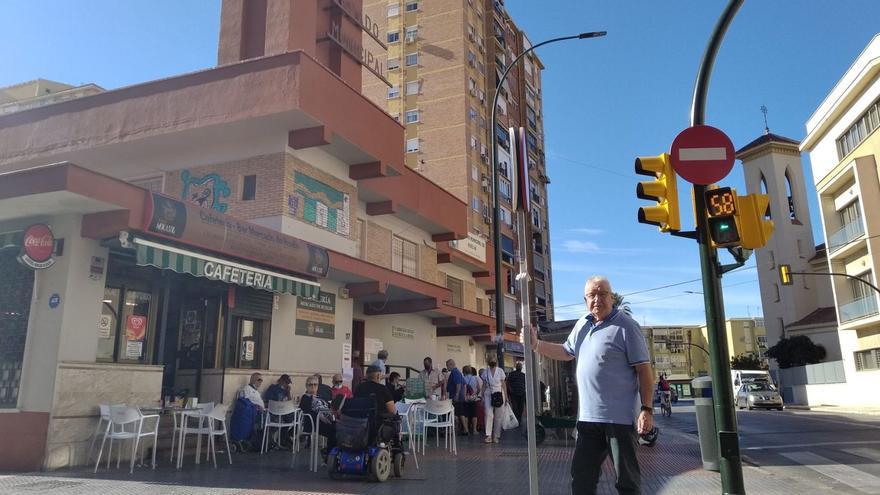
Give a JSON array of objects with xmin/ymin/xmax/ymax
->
[{"xmin": 670, "ymin": 125, "xmax": 735, "ymax": 185}]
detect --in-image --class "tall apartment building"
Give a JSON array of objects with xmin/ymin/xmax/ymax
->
[
  {"xmin": 362, "ymin": 0, "xmax": 555, "ymax": 333},
  {"xmin": 799, "ymin": 33, "xmax": 880, "ymax": 406}
]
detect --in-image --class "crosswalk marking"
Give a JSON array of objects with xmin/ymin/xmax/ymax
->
[
  {"xmin": 842, "ymin": 447, "xmax": 880, "ymax": 463},
  {"xmin": 780, "ymin": 451, "xmax": 880, "ymax": 494}
]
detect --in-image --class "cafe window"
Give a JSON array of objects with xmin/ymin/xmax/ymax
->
[{"xmin": 98, "ymin": 285, "xmax": 155, "ymax": 364}]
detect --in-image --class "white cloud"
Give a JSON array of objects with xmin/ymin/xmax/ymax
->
[
  {"xmin": 561, "ymin": 240, "xmax": 601, "ymax": 253},
  {"xmin": 568, "ymin": 228, "xmax": 604, "ymax": 235}
]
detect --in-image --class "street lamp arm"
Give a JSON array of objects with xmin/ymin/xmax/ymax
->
[{"xmin": 786, "ymin": 270, "xmax": 880, "ymax": 296}]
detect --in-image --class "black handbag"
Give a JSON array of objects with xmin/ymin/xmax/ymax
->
[{"xmin": 491, "ymin": 392, "xmax": 503, "ymax": 408}]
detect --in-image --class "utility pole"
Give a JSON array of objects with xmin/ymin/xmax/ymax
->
[{"xmin": 690, "ymin": 1, "xmax": 746, "ymax": 493}]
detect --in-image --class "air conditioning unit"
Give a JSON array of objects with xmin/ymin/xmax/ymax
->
[
  {"xmin": 406, "ymin": 34, "xmax": 417, "ymax": 43},
  {"xmin": 483, "ymin": 215, "xmax": 492, "ymax": 225},
  {"xmin": 469, "ymin": 88, "xmax": 476, "ymax": 96},
  {"xmin": 481, "ymin": 178, "xmax": 490, "ymax": 192},
  {"xmin": 478, "ymin": 93, "xmax": 485, "ymax": 103},
  {"xmin": 468, "ymin": 32, "xmax": 475, "ymax": 41}
]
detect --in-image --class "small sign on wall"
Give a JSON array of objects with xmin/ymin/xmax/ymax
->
[
  {"xmin": 391, "ymin": 326, "xmax": 415, "ymax": 340},
  {"xmin": 98, "ymin": 314, "xmax": 113, "ymax": 339},
  {"xmin": 89, "ymin": 256, "xmax": 106, "ymax": 280}
]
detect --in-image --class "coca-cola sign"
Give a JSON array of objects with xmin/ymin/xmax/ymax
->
[{"xmin": 19, "ymin": 224, "xmax": 56, "ymax": 269}]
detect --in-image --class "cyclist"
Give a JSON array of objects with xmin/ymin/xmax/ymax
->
[{"xmin": 657, "ymin": 374, "xmax": 672, "ymax": 416}]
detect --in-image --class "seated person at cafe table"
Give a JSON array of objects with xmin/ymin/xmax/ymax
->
[
  {"xmin": 299, "ymin": 376, "xmax": 337, "ymax": 454},
  {"xmin": 386, "ymin": 371, "xmax": 406, "ymax": 403},
  {"xmin": 264, "ymin": 374, "xmax": 293, "ymax": 403},
  {"xmin": 238, "ymin": 372, "xmax": 265, "ymax": 410},
  {"xmin": 330, "ymin": 373, "xmax": 353, "ymax": 400}
]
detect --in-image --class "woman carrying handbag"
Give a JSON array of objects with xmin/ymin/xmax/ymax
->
[{"xmin": 480, "ymin": 359, "xmax": 507, "ymax": 444}]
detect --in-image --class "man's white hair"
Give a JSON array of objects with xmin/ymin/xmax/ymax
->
[{"xmin": 584, "ymin": 275, "xmax": 612, "ymax": 294}]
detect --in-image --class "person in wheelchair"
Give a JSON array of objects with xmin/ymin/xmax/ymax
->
[{"xmin": 328, "ymin": 365, "xmax": 404, "ymax": 481}]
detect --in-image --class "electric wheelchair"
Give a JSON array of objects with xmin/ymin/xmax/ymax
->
[{"xmin": 326, "ymin": 395, "xmax": 406, "ymax": 482}]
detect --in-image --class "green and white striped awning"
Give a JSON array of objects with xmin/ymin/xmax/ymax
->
[{"xmin": 133, "ymin": 237, "xmax": 320, "ymax": 300}]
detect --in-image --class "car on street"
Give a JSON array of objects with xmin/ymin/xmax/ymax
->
[{"xmin": 736, "ymin": 381, "xmax": 784, "ymax": 410}]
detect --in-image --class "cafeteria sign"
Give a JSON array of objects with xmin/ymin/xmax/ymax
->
[{"xmin": 295, "ymin": 291, "xmax": 336, "ymax": 339}]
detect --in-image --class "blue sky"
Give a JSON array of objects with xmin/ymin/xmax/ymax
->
[{"xmin": 2, "ymin": 1, "xmax": 879, "ymax": 326}]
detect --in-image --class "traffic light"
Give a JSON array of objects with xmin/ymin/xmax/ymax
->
[
  {"xmin": 705, "ymin": 187, "xmax": 740, "ymax": 247},
  {"xmin": 635, "ymin": 153, "xmax": 680, "ymax": 232},
  {"xmin": 736, "ymin": 194, "xmax": 774, "ymax": 249},
  {"xmin": 779, "ymin": 264, "xmax": 792, "ymax": 285}
]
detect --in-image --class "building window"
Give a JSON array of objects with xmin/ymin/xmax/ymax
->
[
  {"xmin": 387, "ymin": 4, "xmax": 400, "ymax": 17},
  {"xmin": 406, "ymin": 138, "xmax": 420, "ymax": 153},
  {"xmin": 501, "ymin": 235, "xmax": 514, "ymax": 265},
  {"xmin": 405, "ymin": 80, "xmax": 421, "ymax": 95},
  {"xmin": 392, "ymin": 235, "xmax": 419, "ymax": 277},
  {"xmin": 354, "ymin": 219, "xmax": 366, "ymax": 259},
  {"xmin": 388, "ymin": 32, "xmax": 400, "ymax": 43},
  {"xmin": 472, "ymin": 196, "xmax": 480, "ymax": 211},
  {"xmin": 469, "ymin": 106, "xmax": 478, "ymax": 121},
  {"xmin": 837, "ymin": 95, "xmax": 880, "ymax": 159},
  {"xmin": 527, "ymin": 131, "xmax": 538, "ymax": 153},
  {"xmin": 129, "ymin": 175, "xmax": 164, "ymax": 193},
  {"xmin": 388, "ymin": 58, "xmax": 400, "ymax": 70},
  {"xmin": 405, "ymin": 1, "xmax": 418, "ymax": 12},
  {"xmin": 98, "ymin": 285, "xmax": 154, "ymax": 364},
  {"xmin": 500, "ymin": 206, "xmax": 512, "ymax": 226},
  {"xmin": 472, "ymin": 165, "xmax": 479, "ymax": 182},
  {"xmin": 405, "ymin": 109, "xmax": 420, "ymax": 124},
  {"xmin": 505, "ymin": 269, "xmax": 516, "ymax": 294},
  {"xmin": 499, "ymin": 178, "xmax": 511, "ymax": 203},
  {"xmin": 531, "ymin": 207, "xmax": 542, "ymax": 230},
  {"xmin": 405, "ymin": 26, "xmax": 418, "ymax": 43},
  {"xmin": 387, "ymin": 85, "xmax": 400, "ymax": 99},
  {"xmin": 446, "ymin": 275, "xmax": 463, "ymax": 308},
  {"xmin": 854, "ymin": 347, "xmax": 880, "ymax": 371},
  {"xmin": 496, "ymin": 123, "xmax": 510, "ymax": 150},
  {"xmin": 241, "ymin": 174, "xmax": 257, "ymax": 201},
  {"xmin": 849, "ymin": 271, "xmax": 874, "ymax": 302},
  {"xmin": 405, "ymin": 53, "xmax": 419, "ymax": 66}
]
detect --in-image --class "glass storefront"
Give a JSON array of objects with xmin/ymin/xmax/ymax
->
[{"xmin": 102, "ymin": 248, "xmax": 277, "ymax": 401}]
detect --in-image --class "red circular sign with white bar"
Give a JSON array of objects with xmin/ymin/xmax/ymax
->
[
  {"xmin": 22, "ymin": 224, "xmax": 55, "ymax": 263},
  {"xmin": 670, "ymin": 125, "xmax": 736, "ymax": 185}
]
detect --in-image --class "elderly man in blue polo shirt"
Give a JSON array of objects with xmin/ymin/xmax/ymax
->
[{"xmin": 531, "ymin": 275, "xmax": 654, "ymax": 495}]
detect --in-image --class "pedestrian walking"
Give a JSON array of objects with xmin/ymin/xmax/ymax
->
[
  {"xmin": 531, "ymin": 275, "xmax": 654, "ymax": 495},
  {"xmin": 480, "ymin": 359, "xmax": 507, "ymax": 443},
  {"xmin": 506, "ymin": 361, "xmax": 527, "ymax": 424}
]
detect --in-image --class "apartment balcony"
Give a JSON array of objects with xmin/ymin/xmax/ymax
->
[
  {"xmin": 828, "ymin": 218, "xmax": 865, "ymax": 254},
  {"xmin": 839, "ymin": 295, "xmax": 880, "ymax": 323}
]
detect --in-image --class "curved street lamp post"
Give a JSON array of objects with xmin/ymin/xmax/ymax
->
[
  {"xmin": 491, "ymin": 30, "xmax": 607, "ymax": 367},
  {"xmin": 489, "ymin": 30, "xmax": 605, "ymax": 495}
]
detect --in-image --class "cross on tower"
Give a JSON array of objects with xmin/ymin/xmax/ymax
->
[{"xmin": 761, "ymin": 105, "xmax": 770, "ymax": 134}]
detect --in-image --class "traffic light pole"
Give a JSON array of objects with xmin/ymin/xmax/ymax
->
[{"xmin": 690, "ymin": 1, "xmax": 746, "ymax": 494}]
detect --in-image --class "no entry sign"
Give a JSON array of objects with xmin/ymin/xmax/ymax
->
[{"xmin": 670, "ymin": 125, "xmax": 735, "ymax": 185}]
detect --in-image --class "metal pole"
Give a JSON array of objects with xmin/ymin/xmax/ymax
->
[
  {"xmin": 689, "ymin": 1, "xmax": 745, "ymax": 493},
  {"xmin": 490, "ymin": 31, "xmax": 606, "ymax": 370},
  {"xmin": 515, "ymin": 209, "xmax": 539, "ymax": 495}
]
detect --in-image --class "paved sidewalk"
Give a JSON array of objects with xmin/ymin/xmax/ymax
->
[
  {"xmin": 0, "ymin": 423, "xmax": 848, "ymax": 494},
  {"xmin": 785, "ymin": 404, "xmax": 880, "ymax": 416}
]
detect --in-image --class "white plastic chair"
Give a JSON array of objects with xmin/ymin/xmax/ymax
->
[
  {"xmin": 176, "ymin": 402, "xmax": 219, "ymax": 469},
  {"xmin": 94, "ymin": 405, "xmax": 160, "ymax": 474},
  {"xmin": 87, "ymin": 404, "xmax": 116, "ymax": 461},
  {"xmin": 396, "ymin": 402, "xmax": 420, "ymax": 469},
  {"xmin": 422, "ymin": 399, "xmax": 456, "ymax": 455},
  {"xmin": 261, "ymin": 400, "xmax": 298, "ymax": 453},
  {"xmin": 203, "ymin": 404, "xmax": 233, "ymax": 468},
  {"xmin": 168, "ymin": 401, "xmax": 210, "ymax": 463}
]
